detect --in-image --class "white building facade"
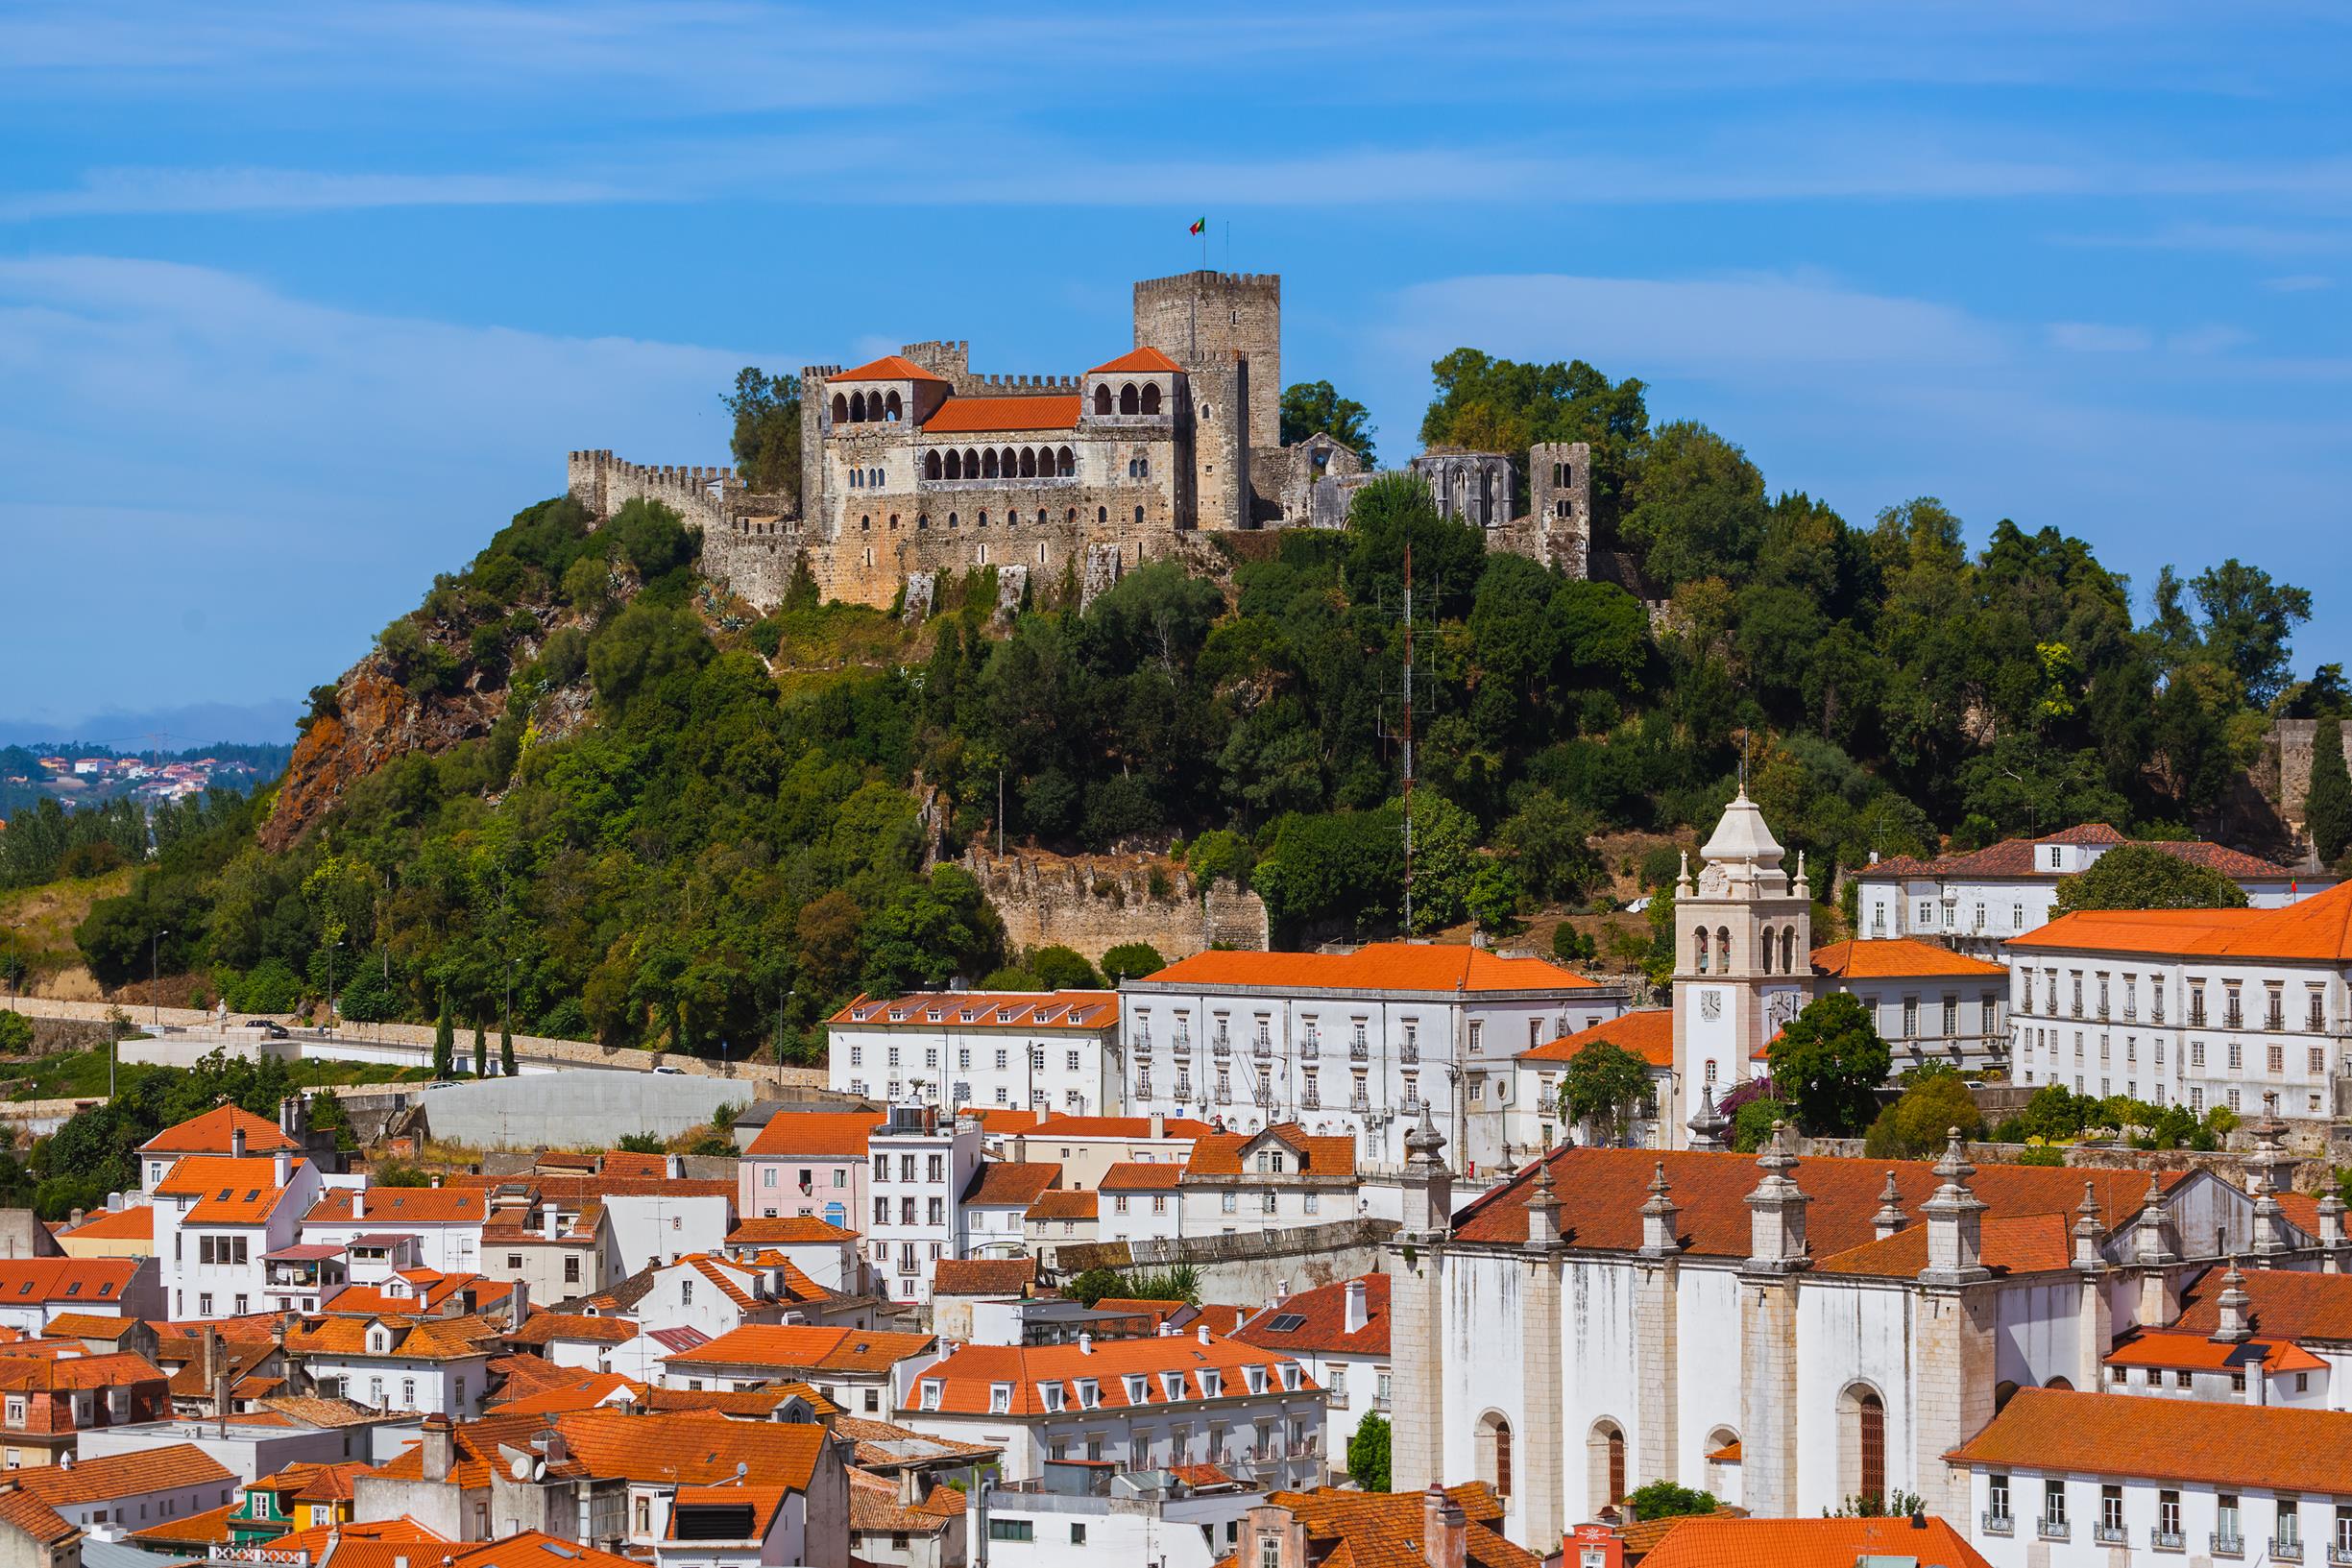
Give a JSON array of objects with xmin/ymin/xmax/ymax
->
[
  {"xmin": 1121, "ymin": 946, "xmax": 1629, "ymax": 1170},
  {"xmin": 829, "ymin": 991, "xmax": 1122, "ymax": 1117},
  {"xmin": 866, "ymin": 1107, "xmax": 983, "ymax": 1305},
  {"xmin": 2004, "ymin": 887, "xmax": 2352, "ymax": 1122}
]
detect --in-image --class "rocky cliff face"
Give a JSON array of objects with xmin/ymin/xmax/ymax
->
[{"xmin": 260, "ymin": 663, "xmax": 504, "ymax": 851}]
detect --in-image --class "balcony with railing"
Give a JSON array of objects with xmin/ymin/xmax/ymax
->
[
  {"xmin": 2270, "ymin": 1537, "xmax": 2302, "ymax": 1562},
  {"xmin": 1349, "ymin": 1093, "xmax": 1371, "ymax": 1114},
  {"xmin": 2225, "ymin": 1001, "xmax": 2245, "ymax": 1029},
  {"xmin": 1252, "ymin": 1039, "xmax": 1273, "ymax": 1060},
  {"xmin": 2267, "ymin": 1003, "xmax": 2287, "ymax": 1031},
  {"xmin": 2038, "ymin": 1516, "xmax": 2070, "ymax": 1541},
  {"xmin": 1348, "ymin": 1041, "xmax": 1369, "ymax": 1061},
  {"xmin": 1979, "ymin": 1512, "xmax": 2013, "ymax": 1537},
  {"xmin": 2095, "ymin": 1523, "xmax": 2127, "ymax": 1546},
  {"xmin": 2153, "ymin": 1528, "xmax": 2185, "ymax": 1552},
  {"xmin": 1401, "ymin": 1092, "xmax": 1422, "ymax": 1114},
  {"xmin": 1400, "ymin": 1042, "xmax": 1419, "ymax": 1065},
  {"xmin": 1300, "ymin": 1089, "xmax": 1321, "ymax": 1110},
  {"xmin": 2212, "ymin": 1532, "xmax": 2243, "ymax": 1557},
  {"xmin": 1174, "ymin": 1077, "xmax": 1192, "ymax": 1100},
  {"xmin": 1214, "ymin": 1085, "xmax": 1233, "ymax": 1106},
  {"xmin": 1253, "ymin": 1085, "xmax": 1274, "ymax": 1107}
]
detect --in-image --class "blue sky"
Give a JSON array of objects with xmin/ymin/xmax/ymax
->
[{"xmin": 3, "ymin": 2, "xmax": 2348, "ymax": 744}]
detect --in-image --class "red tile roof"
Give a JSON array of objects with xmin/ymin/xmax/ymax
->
[
  {"xmin": 1949, "ymin": 1387, "xmax": 2352, "ymax": 1495},
  {"xmin": 0, "ymin": 1258, "xmax": 140, "ymax": 1304},
  {"xmin": 1235, "ymin": 1273, "xmax": 1388, "ymax": 1357},
  {"xmin": 448, "ymin": 1530, "xmax": 640, "ymax": 1568},
  {"xmin": 834, "ymin": 354, "xmax": 948, "ymax": 384},
  {"xmin": 726, "ymin": 1217, "xmax": 860, "ymax": 1246},
  {"xmin": 140, "ymin": 1105, "xmax": 299, "ymax": 1155},
  {"xmin": 1859, "ymin": 825, "xmax": 2292, "ymax": 885},
  {"xmin": 1026, "ymin": 1115, "xmax": 1214, "ymax": 1140},
  {"xmin": 543, "ymin": 1409, "xmax": 827, "ymax": 1489},
  {"xmin": 308, "ymin": 1187, "xmax": 488, "ymax": 1224},
  {"xmin": 2105, "ymin": 1328, "xmax": 2326, "ymax": 1374},
  {"xmin": 2008, "ymin": 879, "xmax": 2352, "ymax": 960},
  {"xmin": 58, "ymin": 1206, "xmax": 154, "ymax": 1242},
  {"xmin": 1523, "ymin": 1009, "xmax": 1673, "ymax": 1067},
  {"xmin": 2170, "ymin": 1265, "xmax": 2352, "ymax": 1341},
  {"xmin": 907, "ymin": 1332, "xmax": 1311, "ymax": 1416},
  {"xmin": 1261, "ymin": 1484, "xmax": 1533, "ymax": 1568},
  {"xmin": 1141, "ymin": 943, "xmax": 1596, "ymax": 994},
  {"xmin": 662, "ymin": 1324, "xmax": 934, "ymax": 1375},
  {"xmin": 0, "ymin": 1488, "xmax": 77, "ymax": 1547},
  {"xmin": 931, "ymin": 1258, "xmax": 1035, "ymax": 1297},
  {"xmin": 1089, "ymin": 347, "xmax": 1186, "ymax": 375},
  {"xmin": 508, "ymin": 1313, "xmax": 639, "ymax": 1347},
  {"xmin": 153, "ymin": 1156, "xmax": 306, "ymax": 1222},
  {"xmin": 743, "ymin": 1112, "xmax": 885, "ymax": 1159},
  {"xmin": 920, "ymin": 396, "xmax": 1081, "ymax": 435},
  {"xmin": 836, "ymin": 989, "xmax": 1119, "ymax": 1030},
  {"xmin": 1025, "ymin": 1190, "xmax": 1099, "ymax": 1221},
  {"xmin": 1183, "ymin": 1124, "xmax": 1354, "ymax": 1179},
  {"xmin": 1809, "ymin": 938, "xmax": 2006, "ymax": 979},
  {"xmin": 1450, "ymin": 1145, "xmax": 2189, "ymax": 1258},
  {"xmin": 962, "ymin": 1162, "xmax": 1063, "ymax": 1206},
  {"xmin": 1099, "ymin": 1162, "xmax": 1183, "ymax": 1192},
  {"xmin": 16, "ymin": 1441, "xmax": 231, "ymax": 1505},
  {"xmin": 1637, "ymin": 1515, "xmax": 1992, "ymax": 1568},
  {"xmin": 847, "ymin": 1469, "xmax": 963, "ymax": 1534}
]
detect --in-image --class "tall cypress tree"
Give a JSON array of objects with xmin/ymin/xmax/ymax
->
[
  {"xmin": 2308, "ymin": 716, "xmax": 2352, "ymax": 866},
  {"xmin": 499, "ymin": 1024, "xmax": 516, "ymax": 1078},
  {"xmin": 432, "ymin": 991, "xmax": 454, "ymax": 1079},
  {"xmin": 473, "ymin": 1020, "xmax": 488, "ymax": 1078}
]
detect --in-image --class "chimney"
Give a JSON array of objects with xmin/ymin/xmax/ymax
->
[
  {"xmin": 430, "ymin": 1174, "xmax": 441, "ymax": 1189},
  {"xmin": 1079, "ymin": 1333, "xmax": 1093, "ymax": 1356},
  {"xmin": 899, "ymin": 1467, "xmax": 923, "ymax": 1507},
  {"xmin": 352, "ymin": 1189, "xmax": 366, "ymax": 1220},
  {"xmin": 68, "ymin": 1208, "xmax": 83, "ymax": 1230},
  {"xmin": 1149, "ymin": 1111, "xmax": 1166, "ymax": 1140},
  {"xmin": 1198, "ymin": 1324, "xmax": 1212, "ymax": 1346},
  {"xmin": 230, "ymin": 1124, "xmax": 247, "ymax": 1160},
  {"xmin": 280, "ymin": 1095, "xmax": 300, "ymax": 1137},
  {"xmin": 107, "ymin": 1192, "xmax": 122, "ymax": 1213},
  {"xmin": 1421, "ymin": 1485, "xmax": 1467, "ymax": 1568},
  {"xmin": 507, "ymin": 1280, "xmax": 530, "ymax": 1335},
  {"xmin": 420, "ymin": 1413, "xmax": 454, "ymax": 1482},
  {"xmin": 668, "ymin": 1155, "xmax": 686, "ymax": 1179},
  {"xmin": 544, "ymin": 1205, "xmax": 560, "ymax": 1241},
  {"xmin": 275, "ymin": 1147, "xmax": 292, "ymax": 1189},
  {"xmin": 1343, "ymin": 1280, "xmax": 1368, "ymax": 1335}
]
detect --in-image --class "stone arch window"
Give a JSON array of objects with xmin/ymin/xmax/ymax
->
[
  {"xmin": 1141, "ymin": 383, "xmax": 1163, "ymax": 415},
  {"xmin": 1134, "ymin": 504, "xmax": 1145, "ymax": 526},
  {"xmin": 1840, "ymin": 1384, "xmax": 1886, "ymax": 1511},
  {"xmin": 978, "ymin": 510, "xmax": 988, "ymax": 527},
  {"xmin": 1093, "ymin": 385, "xmax": 1113, "ymax": 416},
  {"xmin": 831, "ymin": 392, "xmax": 848, "ymax": 423},
  {"xmin": 925, "ymin": 450, "xmax": 943, "ymax": 481},
  {"xmin": 885, "ymin": 391, "xmax": 903, "ymax": 422},
  {"xmin": 982, "ymin": 448, "xmax": 1000, "ymax": 480},
  {"xmin": 1993, "ymin": 1380, "xmax": 2020, "ymax": 1413},
  {"xmin": 859, "ymin": 515, "xmax": 871, "ymax": 532},
  {"xmin": 1001, "ymin": 447, "xmax": 1018, "ymax": 477},
  {"xmin": 1760, "ymin": 930, "xmax": 1774, "ymax": 976},
  {"xmin": 916, "ymin": 514, "xmax": 929, "ymax": 531},
  {"xmin": 1066, "ymin": 507, "xmax": 1078, "ymax": 524},
  {"xmin": 1717, "ymin": 927, "xmax": 1733, "ymax": 971},
  {"xmin": 1694, "ymin": 929, "xmax": 1709, "ymax": 974},
  {"xmin": 944, "ymin": 450, "xmax": 961, "ymax": 480},
  {"xmin": 947, "ymin": 512, "xmax": 958, "ymax": 529},
  {"xmin": 1057, "ymin": 446, "xmax": 1076, "ymax": 476},
  {"xmin": 1782, "ymin": 928, "xmax": 1796, "ymax": 973},
  {"xmin": 888, "ymin": 514, "xmax": 900, "ymax": 530},
  {"xmin": 963, "ymin": 447, "xmax": 980, "ymax": 475},
  {"xmin": 1202, "ymin": 402, "xmax": 1213, "ymax": 422},
  {"xmin": 1586, "ymin": 1420, "xmax": 1625, "ymax": 1509},
  {"xmin": 977, "ymin": 543, "xmax": 989, "ymax": 566},
  {"xmin": 1704, "ymin": 1426, "xmax": 1739, "ymax": 1502},
  {"xmin": 1120, "ymin": 382, "xmax": 1140, "ymax": 415},
  {"xmin": 1037, "ymin": 543, "xmax": 1048, "ymax": 564},
  {"xmin": 1019, "ymin": 448, "xmax": 1037, "ymax": 479},
  {"xmin": 1098, "ymin": 506, "xmax": 1107, "ymax": 524},
  {"xmin": 849, "ymin": 390, "xmax": 867, "ymax": 422},
  {"xmin": 1474, "ymin": 1412, "xmax": 1514, "ymax": 1499}
]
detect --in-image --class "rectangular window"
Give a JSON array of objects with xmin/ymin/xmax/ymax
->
[
  {"xmin": 1988, "ymin": 1474, "xmax": 2010, "ymax": 1522},
  {"xmin": 2044, "ymin": 1480, "xmax": 2067, "ymax": 1526}
]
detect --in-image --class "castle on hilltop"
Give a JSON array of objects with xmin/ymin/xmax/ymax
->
[{"xmin": 567, "ymin": 271, "xmax": 1595, "ymax": 613}]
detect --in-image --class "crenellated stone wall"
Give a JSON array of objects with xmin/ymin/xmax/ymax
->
[{"xmin": 962, "ymin": 846, "xmax": 1268, "ymax": 963}]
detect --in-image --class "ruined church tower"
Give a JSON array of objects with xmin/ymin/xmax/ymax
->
[{"xmin": 1668, "ymin": 791, "xmax": 1812, "ymax": 1146}]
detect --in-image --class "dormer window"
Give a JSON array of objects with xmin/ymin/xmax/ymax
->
[
  {"xmin": 1200, "ymin": 1370, "xmax": 1222, "ymax": 1399},
  {"xmin": 927, "ymin": 1009, "xmax": 942, "ymax": 1023},
  {"xmin": 1040, "ymin": 1383, "xmax": 1065, "ymax": 1412},
  {"xmin": 1124, "ymin": 1375, "xmax": 1148, "ymax": 1404},
  {"xmin": 1243, "ymin": 1366, "xmax": 1267, "ymax": 1396},
  {"xmin": 888, "ymin": 1009, "xmax": 908, "ymax": 1022},
  {"xmin": 1078, "ymin": 1379, "xmax": 1101, "ymax": 1410},
  {"xmin": 1161, "ymin": 1371, "xmax": 1186, "ymax": 1401},
  {"xmin": 1279, "ymin": 1363, "xmax": 1301, "ymax": 1392},
  {"xmin": 989, "ymin": 1383, "xmax": 1012, "ymax": 1414},
  {"xmin": 367, "ymin": 1325, "xmax": 392, "ymax": 1354},
  {"xmin": 920, "ymin": 1380, "xmax": 943, "ymax": 1411}
]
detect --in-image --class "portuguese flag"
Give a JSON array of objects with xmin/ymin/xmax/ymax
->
[{"xmin": 1188, "ymin": 216, "xmax": 1206, "ymax": 236}]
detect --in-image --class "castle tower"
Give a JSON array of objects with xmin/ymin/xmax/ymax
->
[
  {"xmin": 1527, "ymin": 440, "xmax": 1592, "ymax": 578},
  {"xmin": 1668, "ymin": 791, "xmax": 1813, "ymax": 1147},
  {"xmin": 1132, "ymin": 272, "xmax": 1281, "ymax": 452}
]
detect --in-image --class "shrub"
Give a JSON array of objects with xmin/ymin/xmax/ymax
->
[{"xmin": 1862, "ymin": 1072, "xmax": 1983, "ymax": 1160}]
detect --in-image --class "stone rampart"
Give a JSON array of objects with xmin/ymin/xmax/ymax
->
[
  {"xmin": 963, "ymin": 847, "xmax": 1268, "ymax": 962},
  {"xmin": 1054, "ymin": 1217, "xmax": 1396, "ymax": 1303}
]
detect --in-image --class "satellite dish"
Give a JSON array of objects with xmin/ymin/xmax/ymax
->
[
  {"xmin": 510, "ymin": 1455, "xmax": 532, "ymax": 1481},
  {"xmin": 734, "ymin": 1461, "xmax": 748, "ymax": 1484}
]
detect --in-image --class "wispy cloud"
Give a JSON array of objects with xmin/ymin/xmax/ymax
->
[
  {"xmin": 2265, "ymin": 273, "xmax": 2337, "ymax": 291},
  {"xmin": 0, "ymin": 166, "xmax": 626, "ymax": 220}
]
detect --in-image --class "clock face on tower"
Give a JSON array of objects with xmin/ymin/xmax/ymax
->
[
  {"xmin": 1767, "ymin": 989, "xmax": 1802, "ymax": 1031},
  {"xmin": 1699, "ymin": 990, "xmax": 1723, "ymax": 1022}
]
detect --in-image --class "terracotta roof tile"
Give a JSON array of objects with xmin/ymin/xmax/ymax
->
[
  {"xmin": 17, "ymin": 1441, "xmax": 231, "ymax": 1505},
  {"xmin": 541, "ymin": 1409, "xmax": 826, "ymax": 1489},
  {"xmin": 1099, "ymin": 1162, "xmax": 1183, "ymax": 1191},
  {"xmin": 508, "ymin": 1312, "xmax": 639, "ymax": 1346},
  {"xmin": 1025, "ymin": 1189, "xmax": 1098, "ymax": 1221},
  {"xmin": 1088, "ymin": 347, "xmax": 1186, "ymax": 375},
  {"xmin": 140, "ymin": 1105, "xmax": 299, "ymax": 1155},
  {"xmin": 1858, "ymin": 825, "xmax": 2298, "ymax": 886},
  {"xmin": 832, "ymin": 1412, "xmax": 999, "ymax": 1468},
  {"xmin": 447, "ymin": 1530, "xmax": 639, "ymax": 1568},
  {"xmin": 0, "ymin": 1488, "xmax": 78, "ymax": 1546},
  {"xmin": 0, "ymin": 1350, "xmax": 163, "ymax": 1391},
  {"xmin": 906, "ymin": 1333, "xmax": 1310, "ymax": 1416},
  {"xmin": 491, "ymin": 1371, "xmax": 641, "ymax": 1415},
  {"xmin": 1141, "ymin": 943, "xmax": 1595, "ymax": 994},
  {"xmin": 836, "ymin": 990, "xmax": 1119, "ymax": 1031},
  {"xmin": 662, "ymin": 1324, "xmax": 934, "ymax": 1375},
  {"xmin": 1026, "ymin": 1116, "xmax": 1214, "ymax": 1139},
  {"xmin": 308, "ymin": 1188, "xmax": 487, "ymax": 1224},
  {"xmin": 1234, "ymin": 1274, "xmax": 1388, "ymax": 1357},
  {"xmin": 128, "ymin": 1499, "xmax": 235, "ymax": 1547},
  {"xmin": 44, "ymin": 1312, "xmax": 138, "ymax": 1339},
  {"xmin": 1523, "ymin": 1009, "xmax": 1674, "ymax": 1068},
  {"xmin": 2170, "ymin": 1265, "xmax": 2352, "ymax": 1341},
  {"xmin": 1183, "ymin": 1125, "xmax": 1355, "ymax": 1180},
  {"xmin": 743, "ymin": 1112, "xmax": 885, "ymax": 1159},
  {"xmin": 0, "ymin": 1258, "xmax": 140, "ymax": 1304},
  {"xmin": 58, "ymin": 1206, "xmax": 153, "ymax": 1242},
  {"xmin": 1808, "ymin": 938, "xmax": 2006, "ymax": 980},
  {"xmin": 725, "ymin": 1217, "xmax": 860, "ymax": 1246},
  {"xmin": 930, "ymin": 1258, "xmax": 1034, "ymax": 1296},
  {"xmin": 847, "ymin": 1469, "xmax": 962, "ymax": 1533},
  {"xmin": 2104, "ymin": 1329, "xmax": 2325, "ymax": 1374},
  {"xmin": 1638, "ymin": 1515, "xmax": 1992, "ymax": 1568},
  {"xmin": 1265, "ymin": 1484, "xmax": 1531, "ymax": 1568},
  {"xmin": 962, "ymin": 1162, "xmax": 1063, "ymax": 1206},
  {"xmin": 153, "ymin": 1156, "xmax": 306, "ymax": 1223},
  {"xmin": 834, "ymin": 354, "xmax": 948, "ymax": 384},
  {"xmin": 919, "ymin": 395, "xmax": 1081, "ymax": 435},
  {"xmin": 1450, "ymin": 1145, "xmax": 2190, "ymax": 1256},
  {"xmin": 1949, "ymin": 1386, "xmax": 2352, "ymax": 1495}
]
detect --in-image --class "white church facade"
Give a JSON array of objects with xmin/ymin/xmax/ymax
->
[{"xmin": 1381, "ymin": 791, "xmax": 2352, "ymax": 1556}]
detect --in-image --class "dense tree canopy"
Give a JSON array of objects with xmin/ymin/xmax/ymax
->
[
  {"xmin": 1279, "ymin": 380, "xmax": 1376, "ymax": 465},
  {"xmin": 2049, "ymin": 844, "xmax": 2251, "ymax": 915}
]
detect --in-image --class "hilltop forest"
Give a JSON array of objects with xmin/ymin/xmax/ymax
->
[{"xmin": 34, "ymin": 351, "xmax": 2337, "ymax": 1061}]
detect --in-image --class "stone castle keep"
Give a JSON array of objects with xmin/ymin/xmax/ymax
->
[{"xmin": 567, "ymin": 271, "xmax": 1595, "ymax": 612}]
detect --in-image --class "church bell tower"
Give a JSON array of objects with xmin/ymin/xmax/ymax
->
[{"xmin": 1667, "ymin": 790, "xmax": 1812, "ymax": 1147}]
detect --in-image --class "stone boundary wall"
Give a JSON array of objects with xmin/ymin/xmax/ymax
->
[
  {"xmin": 963, "ymin": 847, "xmax": 1269, "ymax": 963},
  {"xmin": 2, "ymin": 1000, "xmax": 823, "ymax": 1094},
  {"xmin": 1051, "ymin": 1218, "xmax": 1398, "ymax": 1303}
]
